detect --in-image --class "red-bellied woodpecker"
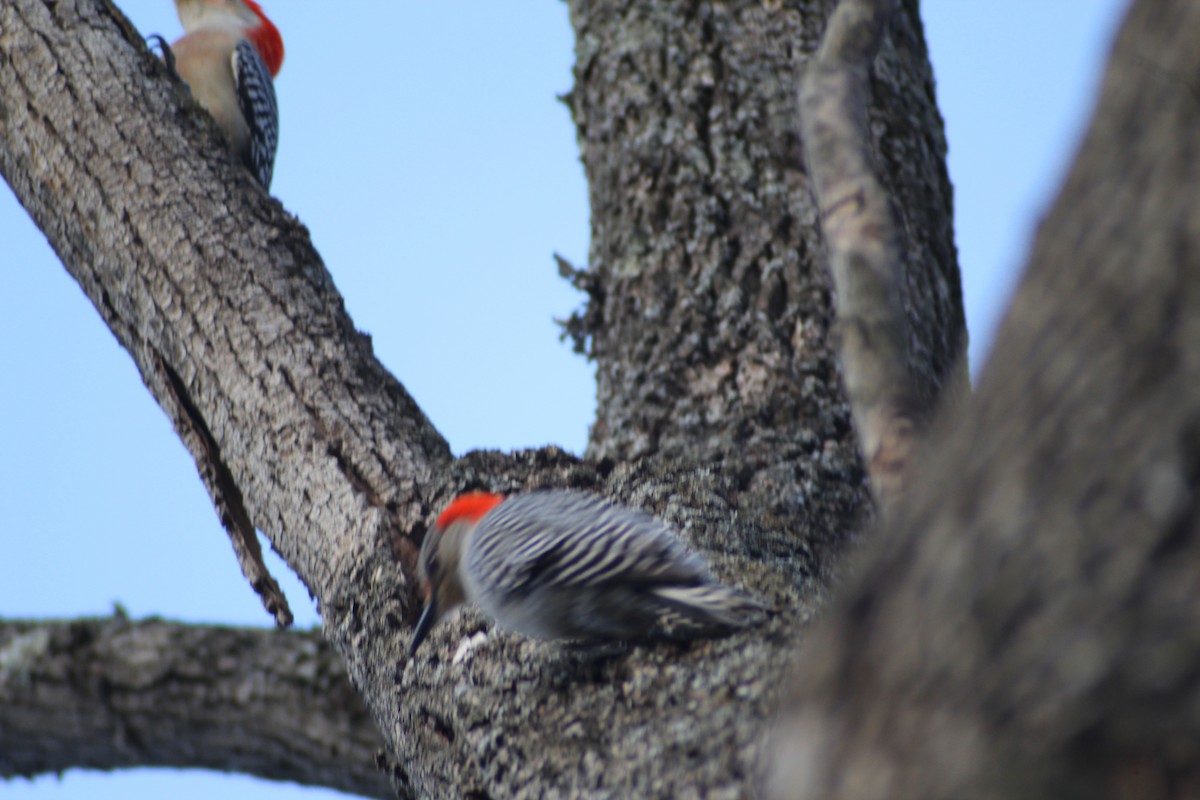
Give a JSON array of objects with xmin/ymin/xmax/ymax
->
[
  {"xmin": 409, "ymin": 490, "xmax": 762, "ymax": 655},
  {"xmin": 168, "ymin": 0, "xmax": 283, "ymax": 188}
]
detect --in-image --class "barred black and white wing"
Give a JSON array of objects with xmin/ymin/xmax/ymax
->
[
  {"xmin": 469, "ymin": 492, "xmax": 702, "ymax": 590},
  {"xmin": 465, "ymin": 491, "xmax": 760, "ymax": 639},
  {"xmin": 231, "ymin": 38, "xmax": 278, "ymax": 188}
]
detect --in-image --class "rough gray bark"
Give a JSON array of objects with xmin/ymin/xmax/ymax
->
[
  {"xmin": 0, "ymin": 1, "xmax": 962, "ymax": 799},
  {"xmin": 0, "ymin": 617, "xmax": 391, "ymax": 798},
  {"xmin": 563, "ymin": 0, "xmax": 963, "ymax": 469},
  {"xmin": 772, "ymin": 1, "xmax": 1200, "ymax": 797}
]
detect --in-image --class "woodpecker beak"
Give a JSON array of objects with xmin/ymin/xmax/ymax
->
[{"xmin": 408, "ymin": 592, "xmax": 438, "ymax": 656}]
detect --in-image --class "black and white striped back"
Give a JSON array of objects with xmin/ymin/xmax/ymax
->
[
  {"xmin": 231, "ymin": 38, "xmax": 278, "ymax": 188},
  {"xmin": 462, "ymin": 490, "xmax": 759, "ymax": 640}
]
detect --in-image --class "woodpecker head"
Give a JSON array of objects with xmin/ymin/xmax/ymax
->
[
  {"xmin": 175, "ymin": 0, "xmax": 284, "ymax": 76},
  {"xmin": 409, "ymin": 492, "xmax": 506, "ymax": 656}
]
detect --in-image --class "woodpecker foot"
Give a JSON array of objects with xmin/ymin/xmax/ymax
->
[
  {"xmin": 146, "ymin": 34, "xmax": 177, "ymax": 75},
  {"xmin": 547, "ymin": 642, "xmax": 632, "ymax": 687},
  {"xmin": 452, "ymin": 630, "xmax": 489, "ymax": 666},
  {"xmin": 561, "ymin": 640, "xmax": 633, "ymax": 659}
]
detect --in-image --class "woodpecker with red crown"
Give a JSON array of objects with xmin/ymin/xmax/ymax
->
[
  {"xmin": 163, "ymin": 0, "xmax": 284, "ymax": 188},
  {"xmin": 409, "ymin": 490, "xmax": 763, "ymax": 655}
]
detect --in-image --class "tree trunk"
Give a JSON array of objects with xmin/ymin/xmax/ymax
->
[
  {"xmin": 564, "ymin": 0, "xmax": 964, "ymax": 467},
  {"xmin": 772, "ymin": 1, "xmax": 1200, "ymax": 798},
  {"xmin": 0, "ymin": 1, "xmax": 960, "ymax": 799}
]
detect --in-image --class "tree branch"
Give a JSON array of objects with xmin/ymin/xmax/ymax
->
[
  {"xmin": 0, "ymin": 0, "xmax": 450, "ymax": 625},
  {"xmin": 799, "ymin": 0, "xmax": 930, "ymax": 503},
  {"xmin": 0, "ymin": 616, "xmax": 391, "ymax": 798},
  {"xmin": 152, "ymin": 349, "xmax": 292, "ymax": 626}
]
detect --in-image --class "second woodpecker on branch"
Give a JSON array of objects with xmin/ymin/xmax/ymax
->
[
  {"xmin": 166, "ymin": 0, "xmax": 284, "ymax": 188},
  {"xmin": 409, "ymin": 490, "xmax": 765, "ymax": 655}
]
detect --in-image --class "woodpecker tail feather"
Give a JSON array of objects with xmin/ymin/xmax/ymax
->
[{"xmin": 652, "ymin": 582, "xmax": 765, "ymax": 630}]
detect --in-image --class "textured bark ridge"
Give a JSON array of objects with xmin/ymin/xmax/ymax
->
[
  {"xmin": 563, "ymin": 0, "xmax": 962, "ymax": 469},
  {"xmin": 0, "ymin": 618, "xmax": 390, "ymax": 798},
  {"xmin": 773, "ymin": 1, "xmax": 1200, "ymax": 797}
]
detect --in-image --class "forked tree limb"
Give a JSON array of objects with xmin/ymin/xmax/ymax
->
[{"xmin": 0, "ymin": 0, "xmax": 962, "ymax": 796}]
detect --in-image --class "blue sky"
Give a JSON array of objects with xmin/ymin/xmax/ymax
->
[{"xmin": 1, "ymin": 2, "xmax": 1128, "ymax": 797}]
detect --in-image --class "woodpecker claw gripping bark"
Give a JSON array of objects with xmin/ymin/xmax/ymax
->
[
  {"xmin": 410, "ymin": 490, "xmax": 763, "ymax": 655},
  {"xmin": 168, "ymin": 0, "xmax": 283, "ymax": 188}
]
